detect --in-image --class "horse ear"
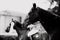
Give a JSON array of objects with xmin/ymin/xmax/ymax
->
[{"xmin": 33, "ymin": 3, "xmax": 36, "ymax": 8}]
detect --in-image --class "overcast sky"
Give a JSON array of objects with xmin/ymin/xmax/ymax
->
[{"xmin": 0, "ymin": 0, "xmax": 50, "ymax": 14}]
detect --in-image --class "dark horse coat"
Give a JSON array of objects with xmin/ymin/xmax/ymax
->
[{"xmin": 23, "ymin": 7, "xmax": 60, "ymax": 40}]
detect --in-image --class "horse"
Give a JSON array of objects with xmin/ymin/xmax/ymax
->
[
  {"xmin": 5, "ymin": 19, "xmax": 30, "ymax": 40},
  {"xmin": 23, "ymin": 3, "xmax": 60, "ymax": 40},
  {"xmin": 13, "ymin": 20, "xmax": 31, "ymax": 40}
]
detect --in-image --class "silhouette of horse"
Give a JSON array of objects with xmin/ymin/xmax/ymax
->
[
  {"xmin": 23, "ymin": 3, "xmax": 60, "ymax": 40},
  {"xmin": 13, "ymin": 20, "xmax": 31, "ymax": 40}
]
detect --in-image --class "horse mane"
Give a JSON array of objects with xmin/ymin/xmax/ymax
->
[{"xmin": 13, "ymin": 21, "xmax": 22, "ymax": 30}]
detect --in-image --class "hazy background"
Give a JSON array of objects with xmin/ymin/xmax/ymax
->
[{"xmin": 0, "ymin": 0, "xmax": 50, "ymax": 14}]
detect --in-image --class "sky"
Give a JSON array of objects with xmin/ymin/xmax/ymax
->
[{"xmin": 0, "ymin": 0, "xmax": 50, "ymax": 14}]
